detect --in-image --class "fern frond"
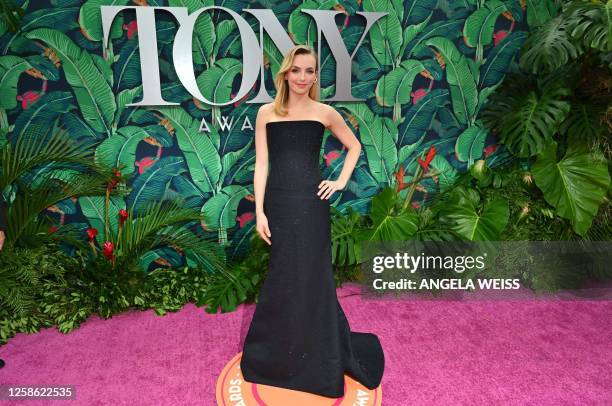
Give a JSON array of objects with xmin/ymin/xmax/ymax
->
[
  {"xmin": 119, "ymin": 199, "xmax": 228, "ymax": 276},
  {"xmin": 5, "ymin": 173, "xmax": 109, "ymax": 247}
]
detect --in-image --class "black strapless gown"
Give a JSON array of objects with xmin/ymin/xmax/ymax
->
[{"xmin": 239, "ymin": 120, "xmax": 385, "ymax": 398}]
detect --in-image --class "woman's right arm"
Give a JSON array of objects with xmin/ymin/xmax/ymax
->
[
  {"xmin": 254, "ymin": 106, "xmax": 269, "ymax": 216},
  {"xmin": 253, "ymin": 105, "xmax": 272, "ymax": 245}
]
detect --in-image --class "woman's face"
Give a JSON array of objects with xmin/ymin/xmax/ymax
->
[{"xmin": 284, "ymin": 54, "xmax": 317, "ymax": 94}]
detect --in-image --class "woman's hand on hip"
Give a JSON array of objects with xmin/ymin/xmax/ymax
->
[{"xmin": 317, "ymin": 179, "xmax": 346, "ymax": 200}]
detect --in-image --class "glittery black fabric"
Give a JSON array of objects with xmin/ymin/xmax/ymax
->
[{"xmin": 240, "ymin": 120, "xmax": 385, "ymax": 398}]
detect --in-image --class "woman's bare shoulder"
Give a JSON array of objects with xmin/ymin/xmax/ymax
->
[
  {"xmin": 257, "ymin": 103, "xmax": 274, "ymax": 122},
  {"xmin": 315, "ymin": 101, "xmax": 334, "ymax": 114},
  {"xmin": 314, "ymin": 101, "xmax": 339, "ymax": 124}
]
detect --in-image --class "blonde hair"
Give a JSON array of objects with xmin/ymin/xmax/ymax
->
[{"xmin": 272, "ymin": 45, "xmax": 320, "ymax": 117}]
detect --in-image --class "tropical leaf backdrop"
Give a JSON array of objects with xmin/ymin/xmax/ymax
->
[{"xmin": 0, "ymin": 0, "xmax": 552, "ymax": 268}]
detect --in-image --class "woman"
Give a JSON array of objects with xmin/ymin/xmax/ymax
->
[{"xmin": 239, "ymin": 45, "xmax": 385, "ymax": 398}]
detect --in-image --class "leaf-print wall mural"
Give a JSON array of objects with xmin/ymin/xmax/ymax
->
[{"xmin": 0, "ymin": 0, "xmax": 552, "ymax": 268}]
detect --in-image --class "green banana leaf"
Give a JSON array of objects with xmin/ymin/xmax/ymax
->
[
  {"xmin": 0, "ymin": 55, "xmax": 32, "ymax": 109},
  {"xmin": 61, "ymin": 112, "xmax": 103, "ymax": 142},
  {"xmin": 212, "ymin": 19, "xmax": 236, "ymax": 60},
  {"xmin": 398, "ymin": 135, "xmax": 425, "ymax": 168},
  {"xmin": 375, "ymin": 59, "xmax": 425, "ymax": 107},
  {"xmin": 425, "ymin": 36, "xmax": 478, "ymax": 125},
  {"xmin": 405, "ymin": 0, "xmax": 438, "ymax": 24},
  {"xmin": 79, "ymin": 0, "xmax": 129, "ymax": 42},
  {"xmin": 195, "ymin": 58, "xmax": 242, "ymax": 105},
  {"xmin": 463, "ymin": 0, "xmax": 509, "ymax": 59},
  {"xmin": 201, "ymin": 184, "xmax": 250, "ymax": 230},
  {"xmin": 398, "ymin": 89, "xmax": 450, "ymax": 146},
  {"xmin": 399, "ymin": 15, "xmax": 432, "ymax": 58},
  {"xmin": 168, "ymin": 0, "xmax": 216, "ymax": 64},
  {"xmin": 95, "ymin": 125, "xmax": 150, "ymax": 171},
  {"xmin": 404, "ymin": 20, "xmax": 464, "ymax": 59},
  {"xmin": 429, "ymin": 154, "xmax": 459, "ymax": 192},
  {"xmin": 25, "ymin": 28, "xmax": 116, "ymax": 136},
  {"xmin": 335, "ymin": 102, "xmax": 398, "ymax": 184},
  {"xmin": 288, "ymin": 0, "xmax": 337, "ymax": 45},
  {"xmin": 480, "ymin": 31, "xmax": 527, "ymax": 88},
  {"xmin": 455, "ymin": 121, "xmax": 487, "ymax": 167},
  {"xmin": 127, "ymin": 156, "xmax": 188, "ymax": 215},
  {"xmin": 219, "ymin": 139, "xmax": 253, "ymax": 186},
  {"xmin": 26, "ymin": 54, "xmax": 60, "ymax": 81},
  {"xmin": 364, "ymin": 0, "xmax": 403, "ymax": 65},
  {"xmin": 0, "ymin": 7, "xmax": 79, "ymax": 55},
  {"xmin": 12, "ymin": 91, "xmax": 75, "ymax": 141},
  {"xmin": 151, "ymin": 106, "xmax": 221, "ymax": 194},
  {"xmin": 113, "ymin": 38, "xmax": 140, "ymax": 92}
]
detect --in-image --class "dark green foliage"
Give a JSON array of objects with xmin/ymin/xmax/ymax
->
[
  {"xmin": 482, "ymin": 0, "xmax": 611, "ymax": 237},
  {"xmin": 0, "ymin": 0, "xmax": 25, "ymax": 33},
  {"xmin": 0, "ymin": 246, "xmax": 224, "ymax": 344},
  {"xmin": 199, "ymin": 232, "xmax": 268, "ymax": 313},
  {"xmin": 0, "ymin": 0, "xmax": 609, "ymax": 340}
]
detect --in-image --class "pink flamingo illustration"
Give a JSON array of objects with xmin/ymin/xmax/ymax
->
[
  {"xmin": 494, "ymin": 16, "xmax": 516, "ymax": 46},
  {"xmin": 134, "ymin": 145, "xmax": 163, "ymax": 174},
  {"xmin": 16, "ymin": 79, "xmax": 47, "ymax": 109},
  {"xmin": 411, "ymin": 74, "xmax": 435, "ymax": 105},
  {"xmin": 323, "ymin": 150, "xmax": 342, "ymax": 166},
  {"xmin": 484, "ymin": 144, "xmax": 497, "ymax": 157},
  {"xmin": 236, "ymin": 212, "xmax": 255, "ymax": 228}
]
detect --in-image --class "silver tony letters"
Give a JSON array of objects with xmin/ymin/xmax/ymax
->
[{"xmin": 100, "ymin": 6, "xmax": 387, "ymax": 107}]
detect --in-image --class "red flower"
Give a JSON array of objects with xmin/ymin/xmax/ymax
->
[
  {"xmin": 49, "ymin": 225, "xmax": 58, "ymax": 234},
  {"xmin": 118, "ymin": 209, "xmax": 128, "ymax": 226},
  {"xmin": 107, "ymin": 178, "xmax": 119, "ymax": 192},
  {"xmin": 103, "ymin": 241, "xmax": 114, "ymax": 260},
  {"xmin": 417, "ymin": 146, "xmax": 437, "ymax": 173},
  {"xmin": 106, "ymin": 168, "xmax": 123, "ymax": 191},
  {"xmin": 394, "ymin": 165, "xmax": 408, "ymax": 191},
  {"xmin": 87, "ymin": 227, "xmax": 98, "ymax": 241}
]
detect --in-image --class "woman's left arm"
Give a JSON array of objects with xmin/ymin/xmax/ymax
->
[{"xmin": 317, "ymin": 107, "xmax": 361, "ymax": 200}]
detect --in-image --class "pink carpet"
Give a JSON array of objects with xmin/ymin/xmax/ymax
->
[{"xmin": 1, "ymin": 283, "xmax": 610, "ymax": 405}]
